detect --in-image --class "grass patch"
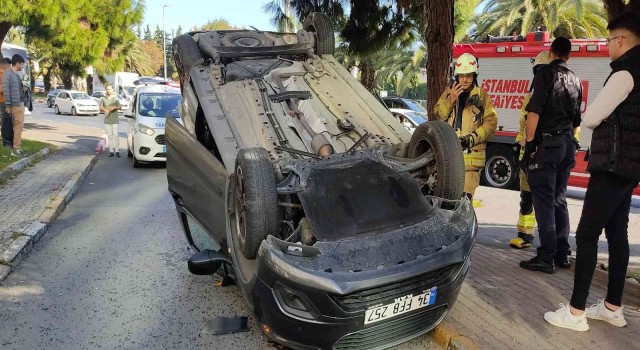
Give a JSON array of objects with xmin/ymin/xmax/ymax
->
[
  {"xmin": 32, "ymin": 92, "xmax": 47, "ymax": 100},
  {"xmin": 11, "ymin": 232, "xmax": 25, "ymax": 240},
  {"xmin": 0, "ymin": 139, "xmax": 53, "ymax": 171}
]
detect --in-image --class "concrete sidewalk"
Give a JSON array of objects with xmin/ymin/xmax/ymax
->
[
  {"xmin": 0, "ymin": 115, "xmax": 102, "ymax": 282},
  {"xmin": 432, "ymin": 244, "xmax": 639, "ymax": 350}
]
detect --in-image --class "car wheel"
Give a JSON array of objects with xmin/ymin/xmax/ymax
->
[
  {"xmin": 132, "ymin": 141, "xmax": 141, "ymax": 168},
  {"xmin": 47, "ymin": 100, "xmax": 52, "ymax": 108},
  {"xmin": 408, "ymin": 121, "xmax": 465, "ymax": 200},
  {"xmin": 127, "ymin": 147, "xmax": 133, "ymax": 158},
  {"xmin": 173, "ymin": 34, "xmax": 204, "ymax": 86},
  {"xmin": 233, "ymin": 147, "xmax": 278, "ymax": 259},
  {"xmin": 54, "ymin": 105, "xmax": 61, "ymax": 115},
  {"xmin": 302, "ymin": 12, "xmax": 335, "ymax": 55},
  {"xmin": 71, "ymin": 107, "xmax": 78, "ymax": 116},
  {"xmin": 221, "ymin": 32, "xmax": 274, "ymax": 47},
  {"xmin": 482, "ymin": 144, "xmax": 518, "ymax": 190}
]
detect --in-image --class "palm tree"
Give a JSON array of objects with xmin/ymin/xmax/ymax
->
[
  {"xmin": 263, "ymin": 0, "xmax": 348, "ymax": 32},
  {"xmin": 474, "ymin": 0, "xmax": 608, "ymax": 39},
  {"xmin": 124, "ymin": 39, "xmax": 156, "ymax": 76}
]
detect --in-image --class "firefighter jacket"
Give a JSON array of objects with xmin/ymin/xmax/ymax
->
[{"xmin": 433, "ymin": 85, "xmax": 498, "ymax": 169}]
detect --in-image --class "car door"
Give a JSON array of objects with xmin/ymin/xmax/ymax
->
[
  {"xmin": 165, "ymin": 112, "xmax": 229, "ymax": 247},
  {"xmin": 58, "ymin": 92, "xmax": 69, "ymax": 113}
]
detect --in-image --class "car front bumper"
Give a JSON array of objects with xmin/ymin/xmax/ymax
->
[
  {"xmin": 76, "ymin": 107, "xmax": 100, "ymax": 115},
  {"xmin": 243, "ymin": 198, "xmax": 477, "ymax": 350},
  {"xmin": 133, "ymin": 131, "xmax": 166, "ymax": 162}
]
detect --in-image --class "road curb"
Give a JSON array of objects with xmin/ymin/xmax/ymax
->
[
  {"xmin": 0, "ymin": 147, "xmax": 52, "ymax": 185},
  {"xmin": 429, "ymin": 321, "xmax": 479, "ymax": 350},
  {"xmin": 0, "ymin": 154, "xmax": 97, "ymax": 284}
]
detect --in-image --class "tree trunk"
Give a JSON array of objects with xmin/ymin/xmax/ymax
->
[
  {"xmin": 43, "ymin": 67, "xmax": 52, "ymax": 92},
  {"xmin": 61, "ymin": 70, "xmax": 74, "ymax": 90},
  {"xmin": 0, "ymin": 22, "xmax": 12, "ymax": 54},
  {"xmin": 603, "ymin": 0, "xmax": 640, "ymax": 19},
  {"xmin": 359, "ymin": 62, "xmax": 376, "ymax": 92},
  {"xmin": 424, "ymin": 0, "xmax": 454, "ymax": 114}
]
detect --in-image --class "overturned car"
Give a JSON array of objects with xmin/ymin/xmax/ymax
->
[{"xmin": 167, "ymin": 12, "xmax": 477, "ymax": 350}]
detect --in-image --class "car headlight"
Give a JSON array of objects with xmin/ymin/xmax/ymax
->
[{"xmin": 137, "ymin": 124, "xmax": 155, "ymax": 136}]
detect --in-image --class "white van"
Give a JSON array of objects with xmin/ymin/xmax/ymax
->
[{"xmin": 124, "ymin": 85, "xmax": 181, "ymax": 167}]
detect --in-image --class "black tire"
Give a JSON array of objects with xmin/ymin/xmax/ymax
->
[
  {"xmin": 221, "ymin": 32, "xmax": 273, "ymax": 47},
  {"xmin": 47, "ymin": 100, "xmax": 52, "ymax": 108},
  {"xmin": 127, "ymin": 147, "xmax": 133, "ymax": 158},
  {"xmin": 303, "ymin": 12, "xmax": 335, "ymax": 56},
  {"xmin": 234, "ymin": 147, "xmax": 278, "ymax": 259},
  {"xmin": 54, "ymin": 105, "xmax": 60, "ymax": 115},
  {"xmin": 408, "ymin": 121, "xmax": 465, "ymax": 200},
  {"xmin": 132, "ymin": 140, "xmax": 141, "ymax": 168},
  {"xmin": 482, "ymin": 144, "xmax": 518, "ymax": 189},
  {"xmin": 71, "ymin": 107, "xmax": 77, "ymax": 116},
  {"xmin": 173, "ymin": 34, "xmax": 204, "ymax": 78}
]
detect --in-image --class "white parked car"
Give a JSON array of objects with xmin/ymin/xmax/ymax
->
[
  {"xmin": 389, "ymin": 108, "xmax": 428, "ymax": 134},
  {"xmin": 54, "ymin": 91, "xmax": 100, "ymax": 116},
  {"xmin": 124, "ymin": 85, "xmax": 181, "ymax": 168},
  {"xmin": 91, "ymin": 90, "xmax": 130, "ymax": 112}
]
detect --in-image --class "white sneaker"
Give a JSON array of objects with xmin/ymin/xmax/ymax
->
[
  {"xmin": 544, "ymin": 303, "xmax": 589, "ymax": 331},
  {"xmin": 586, "ymin": 299, "xmax": 627, "ymax": 327}
]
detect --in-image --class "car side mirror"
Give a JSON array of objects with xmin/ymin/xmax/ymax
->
[{"xmin": 187, "ymin": 250, "xmax": 231, "ymax": 275}]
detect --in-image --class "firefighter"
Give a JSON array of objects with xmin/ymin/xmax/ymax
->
[
  {"xmin": 433, "ymin": 53, "xmax": 498, "ymax": 199},
  {"xmin": 509, "ymin": 51, "xmax": 550, "ymax": 249},
  {"xmin": 519, "ymin": 37, "xmax": 582, "ymax": 274}
]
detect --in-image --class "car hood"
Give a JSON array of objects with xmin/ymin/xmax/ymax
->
[{"xmin": 138, "ymin": 116, "xmax": 182, "ymax": 129}]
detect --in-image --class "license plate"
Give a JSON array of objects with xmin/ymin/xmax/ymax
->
[
  {"xmin": 162, "ymin": 145, "xmax": 166, "ymax": 153},
  {"xmin": 364, "ymin": 287, "xmax": 437, "ymax": 325}
]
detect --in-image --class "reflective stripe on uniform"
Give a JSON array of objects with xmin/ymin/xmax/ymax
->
[{"xmin": 517, "ymin": 212, "xmax": 537, "ymax": 234}]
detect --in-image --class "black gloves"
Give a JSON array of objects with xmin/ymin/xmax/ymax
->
[
  {"xmin": 520, "ymin": 141, "xmax": 537, "ymax": 172},
  {"xmin": 459, "ymin": 134, "xmax": 474, "ymax": 149}
]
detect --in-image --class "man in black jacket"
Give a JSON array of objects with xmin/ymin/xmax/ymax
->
[
  {"xmin": 519, "ymin": 37, "xmax": 582, "ymax": 274},
  {"xmin": 544, "ymin": 12, "xmax": 640, "ymax": 332}
]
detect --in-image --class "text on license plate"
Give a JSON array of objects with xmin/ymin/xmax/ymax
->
[{"xmin": 364, "ymin": 287, "xmax": 437, "ymax": 325}]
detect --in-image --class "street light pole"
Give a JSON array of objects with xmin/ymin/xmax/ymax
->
[{"xmin": 163, "ymin": 4, "xmax": 169, "ymax": 80}]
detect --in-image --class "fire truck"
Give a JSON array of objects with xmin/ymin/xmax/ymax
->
[{"xmin": 454, "ymin": 32, "xmax": 640, "ymax": 196}]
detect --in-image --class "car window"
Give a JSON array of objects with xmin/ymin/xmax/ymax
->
[
  {"xmin": 71, "ymin": 93, "xmax": 91, "ymax": 100},
  {"xmin": 184, "ymin": 214, "xmax": 220, "ymax": 251},
  {"xmin": 58, "ymin": 92, "xmax": 66, "ymax": 99},
  {"xmin": 137, "ymin": 93, "xmax": 181, "ymax": 118},
  {"xmin": 402, "ymin": 99, "xmax": 427, "ymax": 114},
  {"xmin": 405, "ymin": 112, "xmax": 427, "ymax": 125}
]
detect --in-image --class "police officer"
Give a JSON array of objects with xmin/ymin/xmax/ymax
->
[
  {"xmin": 433, "ymin": 53, "xmax": 498, "ymax": 199},
  {"xmin": 519, "ymin": 37, "xmax": 582, "ymax": 274},
  {"xmin": 509, "ymin": 51, "xmax": 550, "ymax": 249}
]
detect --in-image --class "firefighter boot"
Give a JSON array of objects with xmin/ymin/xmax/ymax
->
[{"xmin": 510, "ymin": 232, "xmax": 534, "ymax": 249}]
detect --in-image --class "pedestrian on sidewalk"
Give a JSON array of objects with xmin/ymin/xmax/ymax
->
[
  {"xmin": 519, "ymin": 38, "xmax": 582, "ymax": 274},
  {"xmin": 0, "ymin": 57, "xmax": 13, "ymax": 149},
  {"xmin": 510, "ymin": 51, "xmax": 550, "ymax": 250},
  {"xmin": 99, "ymin": 83, "xmax": 121, "ymax": 157},
  {"xmin": 544, "ymin": 12, "xmax": 640, "ymax": 333},
  {"xmin": 432, "ymin": 53, "xmax": 498, "ymax": 200},
  {"xmin": 2, "ymin": 54, "xmax": 27, "ymax": 157}
]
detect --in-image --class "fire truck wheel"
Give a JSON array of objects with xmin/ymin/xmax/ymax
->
[{"xmin": 482, "ymin": 145, "xmax": 518, "ymax": 189}]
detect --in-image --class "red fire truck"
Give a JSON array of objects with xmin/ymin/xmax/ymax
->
[{"xmin": 454, "ymin": 32, "xmax": 640, "ymax": 196}]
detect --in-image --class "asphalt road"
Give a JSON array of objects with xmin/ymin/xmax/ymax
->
[{"xmin": 0, "ymin": 104, "xmax": 440, "ymax": 350}]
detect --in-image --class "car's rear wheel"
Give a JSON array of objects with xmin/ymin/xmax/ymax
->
[
  {"xmin": 71, "ymin": 107, "xmax": 78, "ymax": 116},
  {"xmin": 302, "ymin": 13, "xmax": 335, "ymax": 56},
  {"xmin": 54, "ymin": 105, "xmax": 60, "ymax": 115},
  {"xmin": 221, "ymin": 32, "xmax": 274, "ymax": 47},
  {"xmin": 408, "ymin": 121, "xmax": 465, "ymax": 200},
  {"xmin": 47, "ymin": 100, "xmax": 52, "ymax": 108},
  {"xmin": 234, "ymin": 148, "xmax": 278, "ymax": 259}
]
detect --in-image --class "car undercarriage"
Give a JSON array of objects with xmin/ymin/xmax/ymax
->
[{"xmin": 167, "ymin": 12, "xmax": 477, "ymax": 350}]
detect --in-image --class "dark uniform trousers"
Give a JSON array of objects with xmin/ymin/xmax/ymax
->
[
  {"xmin": 0, "ymin": 104, "xmax": 13, "ymax": 148},
  {"xmin": 527, "ymin": 132, "xmax": 576, "ymax": 262}
]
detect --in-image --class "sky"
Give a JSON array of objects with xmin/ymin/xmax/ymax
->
[{"xmin": 142, "ymin": 0, "xmax": 278, "ymax": 34}]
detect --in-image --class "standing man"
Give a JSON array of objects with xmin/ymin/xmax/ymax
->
[
  {"xmin": 509, "ymin": 51, "xmax": 550, "ymax": 249},
  {"xmin": 519, "ymin": 38, "xmax": 582, "ymax": 274},
  {"xmin": 0, "ymin": 58, "xmax": 13, "ymax": 148},
  {"xmin": 99, "ymin": 84, "xmax": 121, "ymax": 157},
  {"xmin": 544, "ymin": 12, "xmax": 640, "ymax": 332},
  {"xmin": 433, "ymin": 53, "xmax": 498, "ymax": 199},
  {"xmin": 2, "ymin": 54, "xmax": 27, "ymax": 156}
]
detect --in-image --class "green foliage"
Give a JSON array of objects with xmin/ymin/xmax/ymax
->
[
  {"xmin": 474, "ymin": 0, "xmax": 609, "ymax": 39},
  {"xmin": 144, "ymin": 24, "xmax": 152, "ymax": 40},
  {"xmin": 200, "ymin": 18, "xmax": 239, "ymax": 31}
]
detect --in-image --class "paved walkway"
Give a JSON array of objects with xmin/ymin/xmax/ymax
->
[{"xmin": 0, "ymin": 116, "xmax": 101, "ymax": 256}]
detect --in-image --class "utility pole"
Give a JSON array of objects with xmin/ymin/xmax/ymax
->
[{"xmin": 163, "ymin": 4, "xmax": 169, "ymax": 79}]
